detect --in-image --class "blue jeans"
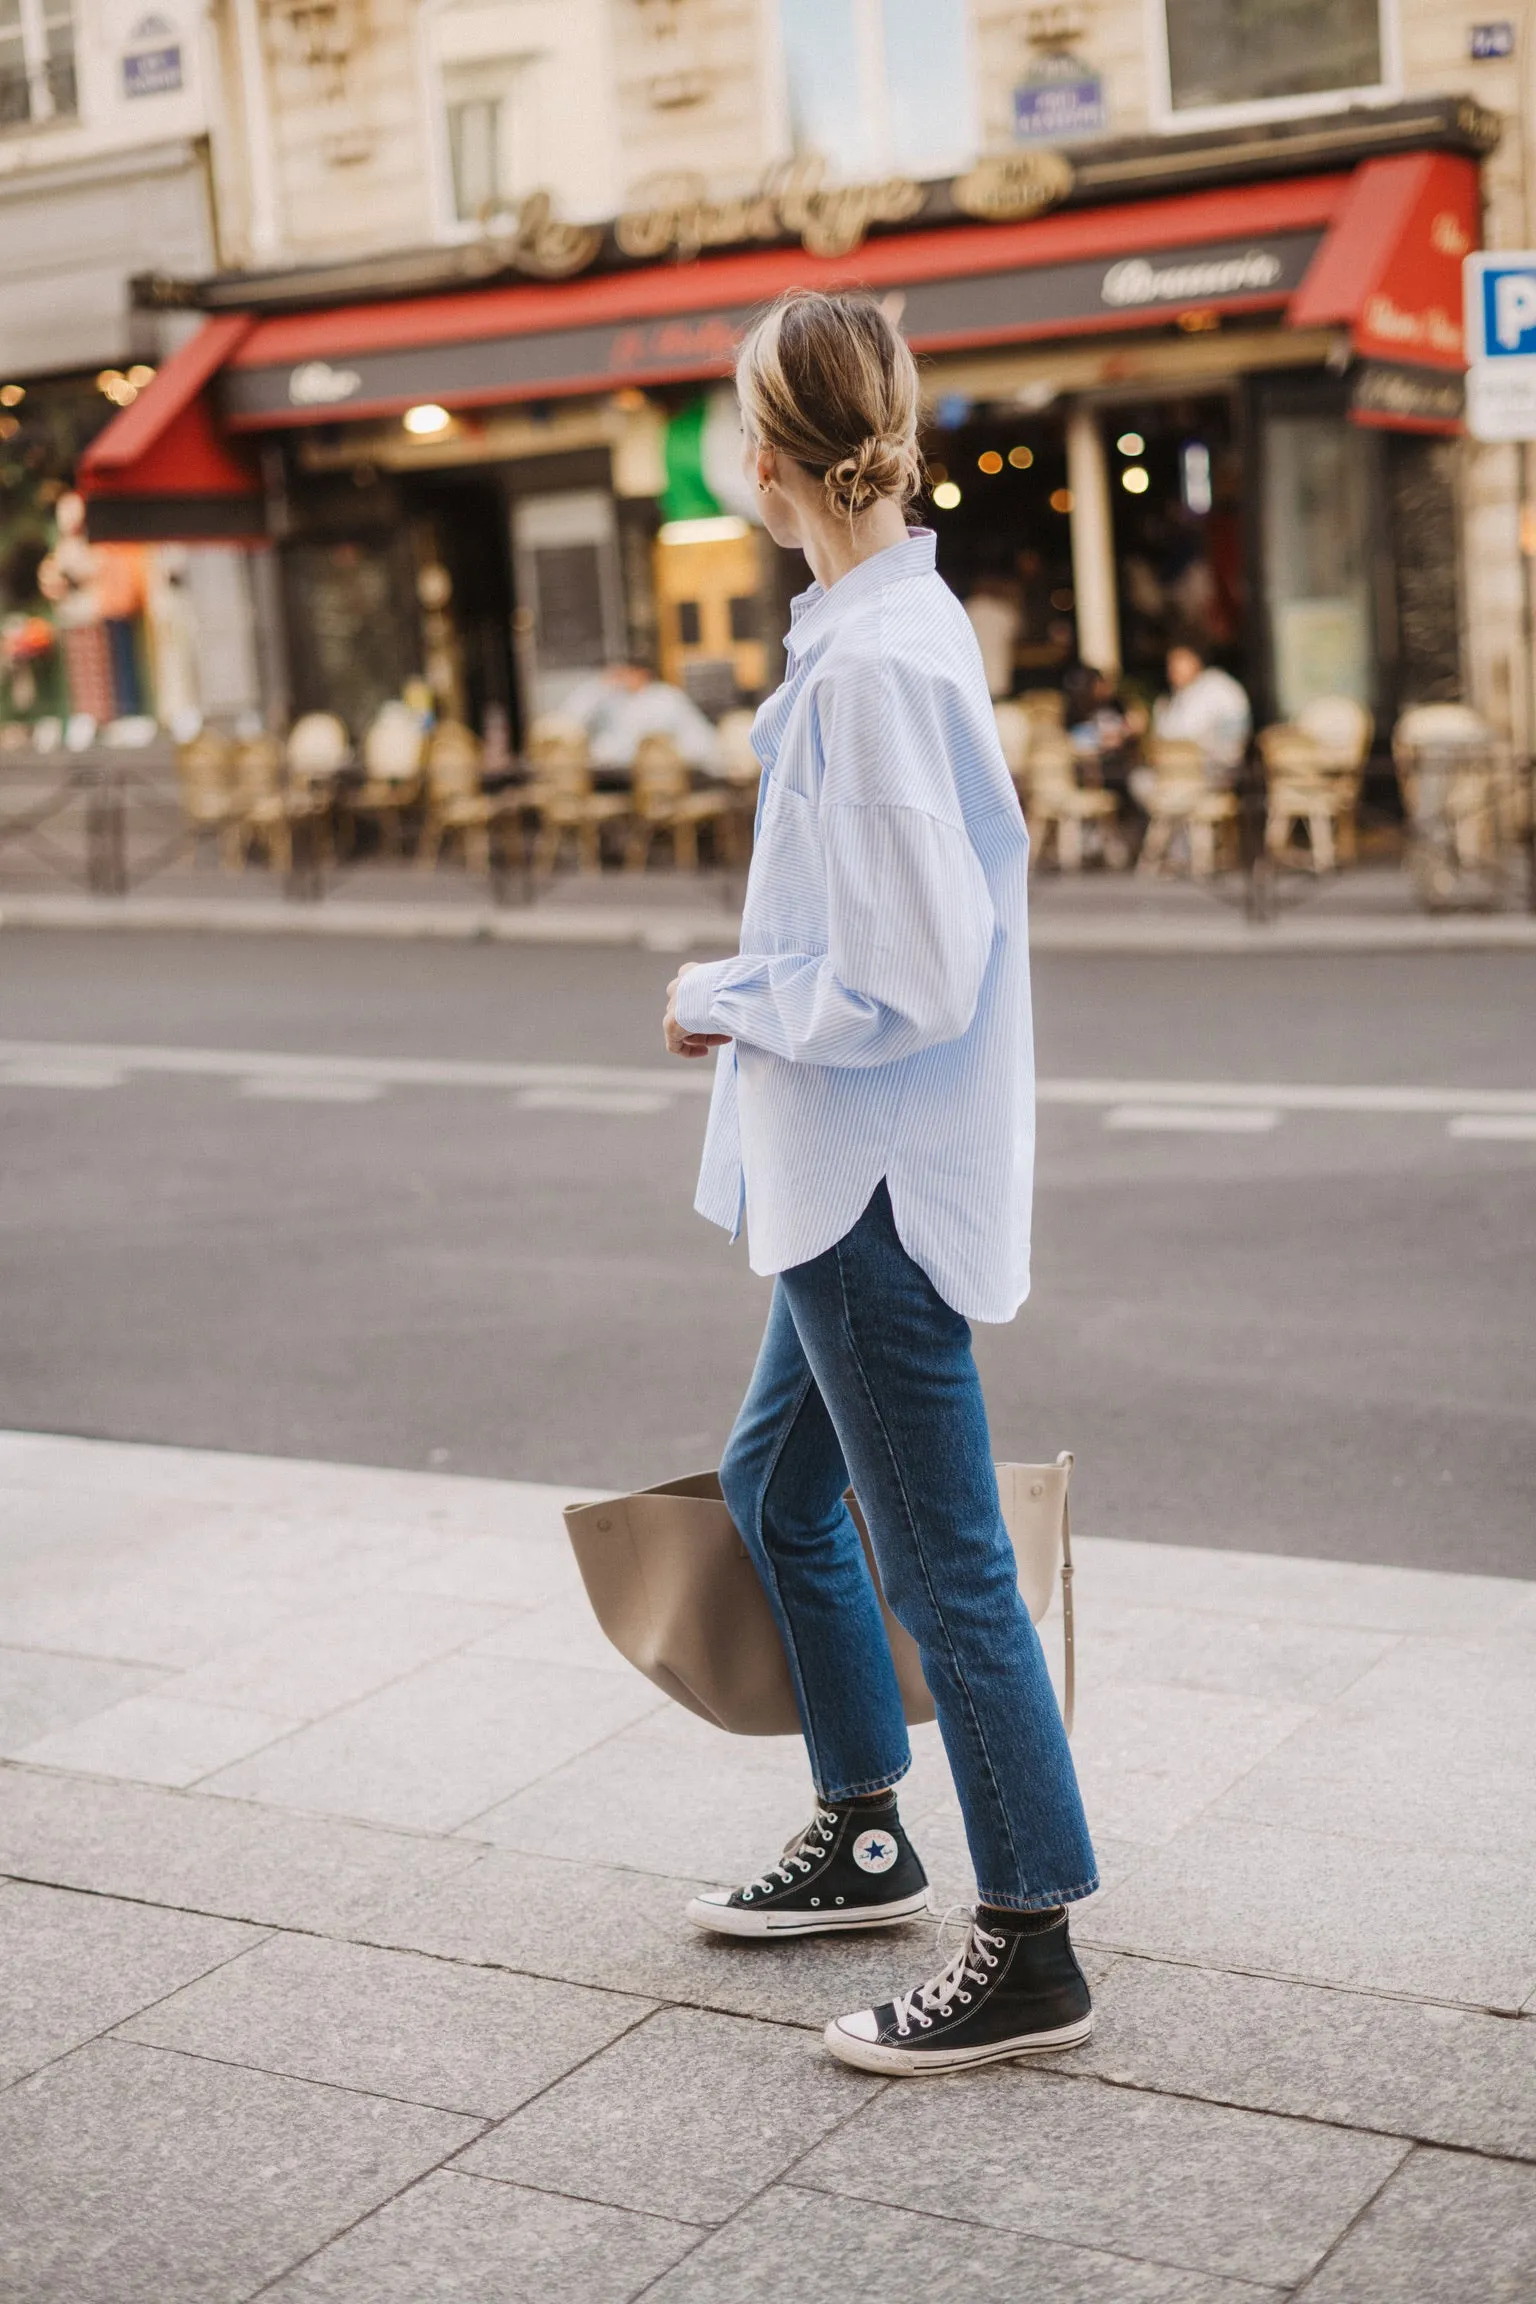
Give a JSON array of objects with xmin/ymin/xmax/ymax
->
[{"xmin": 720, "ymin": 1183, "xmax": 1097, "ymax": 1911}]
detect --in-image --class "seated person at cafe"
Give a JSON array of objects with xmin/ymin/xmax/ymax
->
[
  {"xmin": 564, "ymin": 659, "xmax": 719, "ymax": 773},
  {"xmin": 1133, "ymin": 637, "xmax": 1251, "ymax": 797},
  {"xmin": 1062, "ymin": 658, "xmax": 1146, "ymax": 792}
]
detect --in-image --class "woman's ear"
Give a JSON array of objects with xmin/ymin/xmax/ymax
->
[{"xmin": 755, "ymin": 444, "xmax": 778, "ymax": 499}]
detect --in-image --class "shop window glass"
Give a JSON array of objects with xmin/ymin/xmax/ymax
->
[
  {"xmin": 1162, "ymin": 0, "xmax": 1383, "ymax": 116},
  {"xmin": 780, "ymin": 0, "xmax": 973, "ymax": 180},
  {"xmin": 0, "ymin": 0, "xmax": 77, "ymax": 128},
  {"xmin": 1261, "ymin": 414, "xmax": 1375, "ymax": 718},
  {"xmin": 677, "ymin": 600, "xmax": 702, "ymax": 646},
  {"xmin": 727, "ymin": 595, "xmax": 757, "ymax": 643}
]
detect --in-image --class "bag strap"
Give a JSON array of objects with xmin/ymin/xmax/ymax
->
[{"xmin": 1056, "ymin": 1450, "xmax": 1076, "ymax": 1739}]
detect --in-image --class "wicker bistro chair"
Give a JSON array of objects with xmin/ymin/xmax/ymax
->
[
  {"xmin": 714, "ymin": 708, "xmax": 763, "ymax": 866},
  {"xmin": 624, "ymin": 733, "xmax": 732, "ymax": 872},
  {"xmin": 1021, "ymin": 726, "xmax": 1121, "ymax": 871},
  {"xmin": 415, "ymin": 720, "xmax": 516, "ymax": 873},
  {"xmin": 1136, "ymin": 737, "xmax": 1241, "ymax": 878},
  {"xmin": 1260, "ymin": 699, "xmax": 1372, "ymax": 872},
  {"xmin": 174, "ymin": 731, "xmax": 243, "ymax": 868},
  {"xmin": 1392, "ymin": 702, "xmax": 1512, "ymax": 904},
  {"xmin": 235, "ymin": 731, "xmax": 333, "ymax": 876},
  {"xmin": 522, "ymin": 717, "xmax": 628, "ymax": 876},
  {"xmin": 347, "ymin": 702, "xmax": 426, "ymax": 855}
]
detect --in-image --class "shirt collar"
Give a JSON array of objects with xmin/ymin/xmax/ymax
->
[{"xmin": 785, "ymin": 528, "xmax": 936, "ymax": 660}]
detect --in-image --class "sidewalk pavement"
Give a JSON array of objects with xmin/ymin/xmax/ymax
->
[
  {"xmin": 4, "ymin": 858, "xmax": 1536, "ymax": 954},
  {"xmin": 2, "ymin": 1429, "xmax": 1533, "ymax": 2302}
]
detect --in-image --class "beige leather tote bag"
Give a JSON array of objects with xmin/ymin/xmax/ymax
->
[{"xmin": 564, "ymin": 1454, "xmax": 1076, "ymax": 1738}]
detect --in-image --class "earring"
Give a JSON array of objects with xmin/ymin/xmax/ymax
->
[{"xmin": 757, "ymin": 478, "xmax": 770, "ymax": 493}]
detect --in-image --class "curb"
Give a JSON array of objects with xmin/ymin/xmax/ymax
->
[{"xmin": 3, "ymin": 890, "xmax": 1535, "ymax": 955}]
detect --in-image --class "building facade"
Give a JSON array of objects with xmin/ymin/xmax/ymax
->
[{"xmin": 19, "ymin": 1, "xmax": 1536, "ymax": 766}]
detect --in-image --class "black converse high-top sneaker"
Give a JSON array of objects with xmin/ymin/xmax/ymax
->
[
  {"xmin": 685, "ymin": 1794, "xmax": 931, "ymax": 1938},
  {"xmin": 824, "ymin": 1905, "xmax": 1093, "ymax": 2072}
]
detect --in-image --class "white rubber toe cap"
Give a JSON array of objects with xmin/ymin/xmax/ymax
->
[
  {"xmin": 831, "ymin": 2008, "xmax": 881, "ymax": 2043},
  {"xmin": 691, "ymin": 1888, "xmax": 733, "ymax": 1909}
]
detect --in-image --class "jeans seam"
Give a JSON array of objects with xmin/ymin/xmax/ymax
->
[
  {"xmin": 829, "ymin": 1227, "xmax": 1028, "ymax": 1899},
  {"xmin": 744, "ymin": 1361, "xmax": 834, "ymax": 1795}
]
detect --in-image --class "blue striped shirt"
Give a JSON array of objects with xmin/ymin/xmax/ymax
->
[{"xmin": 673, "ymin": 528, "xmax": 1034, "ymax": 1323}]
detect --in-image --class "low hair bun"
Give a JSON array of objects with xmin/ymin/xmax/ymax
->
[
  {"xmin": 824, "ymin": 434, "xmax": 918, "ymax": 523},
  {"xmin": 736, "ymin": 290, "xmax": 923, "ymax": 527}
]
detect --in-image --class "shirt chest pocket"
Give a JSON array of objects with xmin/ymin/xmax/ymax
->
[{"xmin": 746, "ymin": 773, "xmax": 826, "ymax": 950}]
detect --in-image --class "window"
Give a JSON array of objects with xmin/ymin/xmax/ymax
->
[
  {"xmin": 441, "ymin": 60, "xmax": 527, "ymax": 225},
  {"xmin": 779, "ymin": 0, "xmax": 974, "ymax": 181},
  {"xmin": 0, "ymin": 0, "xmax": 77, "ymax": 131},
  {"xmin": 446, "ymin": 94, "xmax": 501, "ymax": 224},
  {"xmin": 1158, "ymin": 0, "xmax": 1391, "ymax": 122}
]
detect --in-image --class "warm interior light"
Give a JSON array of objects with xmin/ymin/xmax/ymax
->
[
  {"xmin": 1116, "ymin": 431, "xmax": 1144, "ymax": 456},
  {"xmin": 95, "ymin": 370, "xmax": 138, "ymax": 406},
  {"xmin": 0, "ymin": 383, "xmax": 23, "ymax": 407},
  {"xmin": 1049, "ymin": 487, "xmax": 1073, "ymax": 514},
  {"xmin": 977, "ymin": 450, "xmax": 1003, "ymax": 474},
  {"xmin": 1007, "ymin": 444, "xmax": 1033, "ymax": 469},
  {"xmin": 127, "ymin": 364, "xmax": 156, "ymax": 388},
  {"xmin": 402, "ymin": 403, "xmax": 452, "ymax": 436},
  {"xmin": 1120, "ymin": 466, "xmax": 1151, "ymax": 495},
  {"xmin": 931, "ymin": 480, "xmax": 962, "ymax": 510},
  {"xmin": 657, "ymin": 516, "xmax": 750, "ymax": 545},
  {"xmin": 927, "ymin": 461, "xmax": 948, "ymax": 485}
]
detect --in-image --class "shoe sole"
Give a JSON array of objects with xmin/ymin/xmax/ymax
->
[
  {"xmin": 684, "ymin": 1889, "xmax": 934, "ymax": 1939},
  {"xmin": 822, "ymin": 2011, "xmax": 1094, "ymax": 2074}
]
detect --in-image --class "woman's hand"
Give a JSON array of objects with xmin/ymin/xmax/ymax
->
[{"xmin": 665, "ymin": 964, "xmax": 733, "ymax": 1060}]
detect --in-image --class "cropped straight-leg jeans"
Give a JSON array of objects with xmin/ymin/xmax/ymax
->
[{"xmin": 719, "ymin": 1182, "xmax": 1097, "ymax": 1912}]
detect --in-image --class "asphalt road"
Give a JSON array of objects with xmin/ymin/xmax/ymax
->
[{"xmin": 1, "ymin": 929, "xmax": 1532, "ymax": 1578}]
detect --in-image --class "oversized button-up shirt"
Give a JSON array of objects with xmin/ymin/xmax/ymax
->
[{"xmin": 673, "ymin": 529, "xmax": 1035, "ymax": 1324}]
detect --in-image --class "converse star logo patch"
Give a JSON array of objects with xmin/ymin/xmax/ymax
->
[{"xmin": 852, "ymin": 1828, "xmax": 898, "ymax": 1874}]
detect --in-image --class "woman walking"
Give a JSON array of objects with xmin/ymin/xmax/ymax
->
[{"xmin": 663, "ymin": 289, "xmax": 1097, "ymax": 2076}]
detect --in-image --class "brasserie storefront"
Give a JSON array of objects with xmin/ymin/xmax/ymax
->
[{"xmin": 81, "ymin": 97, "xmax": 1490, "ymax": 754}]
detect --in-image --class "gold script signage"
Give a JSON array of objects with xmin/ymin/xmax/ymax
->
[
  {"xmin": 479, "ymin": 191, "xmax": 605, "ymax": 280},
  {"xmin": 951, "ymin": 149, "xmax": 1074, "ymax": 222},
  {"xmin": 617, "ymin": 155, "xmax": 927, "ymax": 265}
]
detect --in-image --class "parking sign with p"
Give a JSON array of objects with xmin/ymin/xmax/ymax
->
[{"xmin": 1466, "ymin": 252, "xmax": 1536, "ymax": 360}]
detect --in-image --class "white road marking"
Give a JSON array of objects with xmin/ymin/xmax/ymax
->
[
  {"xmin": 238, "ymin": 1077, "xmax": 385, "ymax": 1104},
  {"xmin": 1105, "ymin": 1103, "xmax": 1281, "ymax": 1134},
  {"xmin": 1447, "ymin": 1113, "xmax": 1536, "ymax": 1140},
  {"xmin": 0, "ymin": 1039, "xmax": 712, "ymax": 1097},
  {"xmin": 516, "ymin": 1087, "xmax": 673, "ymax": 1115},
  {"xmin": 0, "ymin": 1041, "xmax": 1533, "ymax": 1125},
  {"xmin": 1039, "ymin": 1077, "xmax": 1536, "ymax": 1116},
  {"xmin": 0, "ymin": 1062, "xmax": 127, "ymax": 1089}
]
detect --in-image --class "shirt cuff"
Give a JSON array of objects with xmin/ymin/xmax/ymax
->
[{"xmin": 673, "ymin": 958, "xmax": 739, "ymax": 1035}]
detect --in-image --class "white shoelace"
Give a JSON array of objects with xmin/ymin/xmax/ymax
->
[
  {"xmin": 740, "ymin": 1805, "xmax": 838, "ymax": 1898},
  {"xmin": 889, "ymin": 1914, "xmax": 1005, "ymax": 2037}
]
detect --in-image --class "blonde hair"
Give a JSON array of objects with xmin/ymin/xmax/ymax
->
[{"xmin": 736, "ymin": 290, "xmax": 923, "ymax": 525}]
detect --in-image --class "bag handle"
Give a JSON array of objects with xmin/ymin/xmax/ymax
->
[{"xmin": 1056, "ymin": 1449, "xmax": 1076, "ymax": 1739}]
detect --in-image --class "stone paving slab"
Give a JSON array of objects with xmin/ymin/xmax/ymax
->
[
  {"xmin": 0, "ymin": 2038, "xmax": 481, "ymax": 2304},
  {"xmin": 120, "ymin": 1932, "xmax": 656, "ymax": 2119},
  {"xmin": 262, "ymin": 2172, "xmax": 703, "ymax": 2302},
  {"xmin": 3, "ymin": 1432, "xmax": 1532, "ymax": 2302},
  {"xmin": 1034, "ymin": 1956, "xmax": 1536, "ymax": 2160},
  {"xmin": 0, "ymin": 1764, "xmax": 485, "ymax": 1934},
  {"xmin": 798, "ymin": 2066, "xmax": 1408, "ymax": 2290},
  {"xmin": 0, "ymin": 1878, "xmax": 261, "ymax": 2088},
  {"xmin": 1082, "ymin": 1816, "xmax": 1536, "ymax": 2012},
  {"xmin": 0, "ymin": 1645, "xmax": 168, "ymax": 1753},
  {"xmin": 203, "ymin": 1652, "xmax": 665, "ymax": 1833},
  {"xmin": 460, "ymin": 2004, "xmax": 880, "ymax": 2224},
  {"xmin": 1292, "ymin": 2147, "xmax": 1536, "ymax": 2301},
  {"xmin": 644, "ymin": 2185, "xmax": 1288, "ymax": 2303}
]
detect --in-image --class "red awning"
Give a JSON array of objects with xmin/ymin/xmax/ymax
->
[
  {"xmin": 78, "ymin": 150, "xmax": 1482, "ymax": 522},
  {"xmin": 220, "ymin": 174, "xmax": 1353, "ymax": 429},
  {"xmin": 79, "ymin": 314, "xmax": 266, "ymax": 542},
  {"xmin": 1289, "ymin": 151, "xmax": 1477, "ymax": 369}
]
